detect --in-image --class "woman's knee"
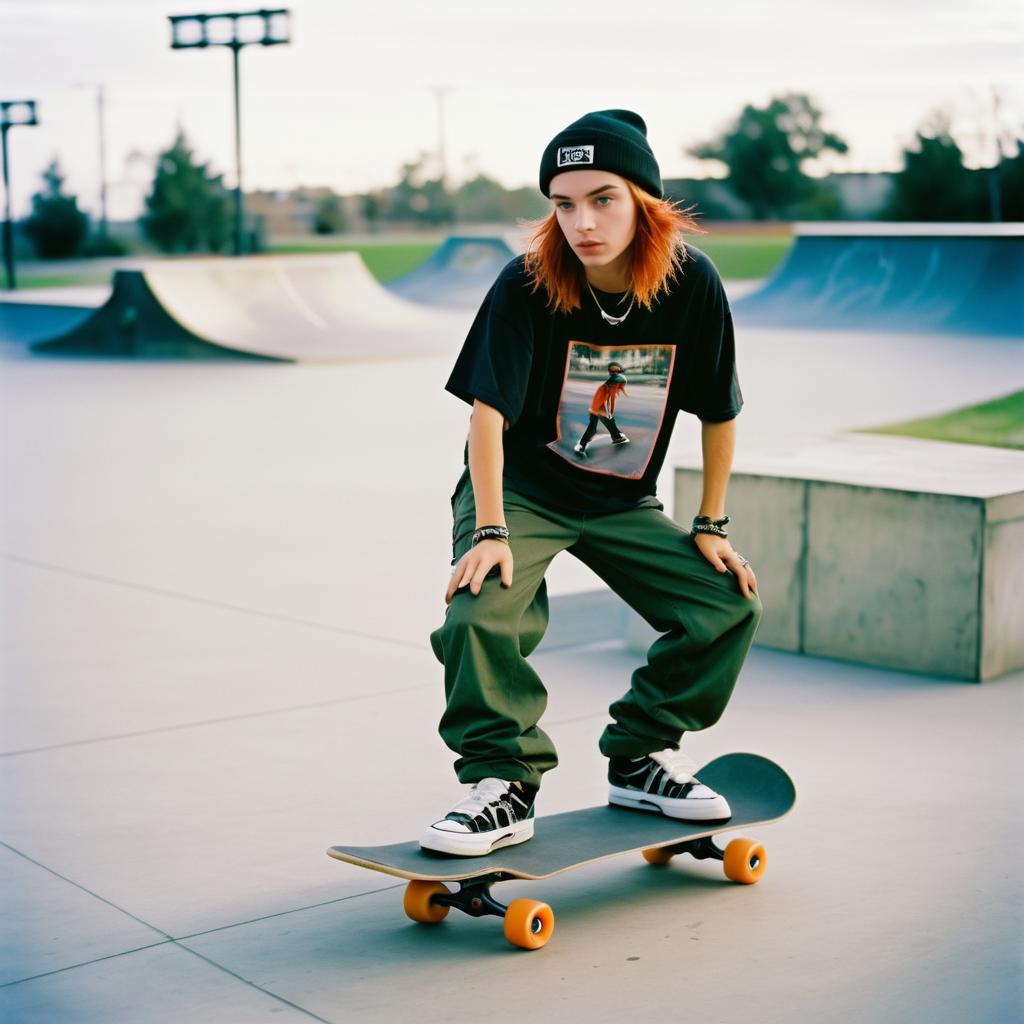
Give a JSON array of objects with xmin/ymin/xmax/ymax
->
[
  {"xmin": 664, "ymin": 583, "xmax": 762, "ymax": 647},
  {"xmin": 745, "ymin": 590, "xmax": 764, "ymax": 637},
  {"xmin": 437, "ymin": 583, "xmax": 520, "ymax": 644}
]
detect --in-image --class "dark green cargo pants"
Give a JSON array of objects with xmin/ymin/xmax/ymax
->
[{"xmin": 428, "ymin": 468, "xmax": 763, "ymax": 787}]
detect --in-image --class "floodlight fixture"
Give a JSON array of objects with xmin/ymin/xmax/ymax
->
[
  {"xmin": 1, "ymin": 99, "xmax": 40, "ymax": 289},
  {"xmin": 1, "ymin": 100, "xmax": 39, "ymax": 129},
  {"xmin": 167, "ymin": 10, "xmax": 291, "ymax": 255},
  {"xmin": 169, "ymin": 8, "xmax": 290, "ymax": 49}
]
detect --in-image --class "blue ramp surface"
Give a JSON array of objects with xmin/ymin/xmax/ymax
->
[
  {"xmin": 0, "ymin": 298, "xmax": 98, "ymax": 345},
  {"xmin": 386, "ymin": 235, "xmax": 516, "ymax": 309},
  {"xmin": 731, "ymin": 223, "xmax": 1023, "ymax": 337}
]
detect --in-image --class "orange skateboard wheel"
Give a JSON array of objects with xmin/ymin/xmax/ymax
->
[
  {"xmin": 642, "ymin": 846, "xmax": 674, "ymax": 866},
  {"xmin": 722, "ymin": 838, "xmax": 766, "ymax": 884},
  {"xmin": 403, "ymin": 880, "xmax": 450, "ymax": 923},
  {"xmin": 503, "ymin": 898, "xmax": 554, "ymax": 949}
]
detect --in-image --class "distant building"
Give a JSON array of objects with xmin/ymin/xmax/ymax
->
[{"xmin": 246, "ymin": 187, "xmax": 362, "ymax": 237}]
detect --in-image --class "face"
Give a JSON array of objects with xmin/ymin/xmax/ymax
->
[{"xmin": 548, "ymin": 169, "xmax": 637, "ymax": 278}]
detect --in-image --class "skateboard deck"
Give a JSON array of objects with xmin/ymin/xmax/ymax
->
[{"xmin": 327, "ymin": 752, "xmax": 796, "ymax": 949}]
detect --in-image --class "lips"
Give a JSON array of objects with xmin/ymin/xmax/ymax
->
[{"xmin": 578, "ymin": 242, "xmax": 603, "ymax": 249}]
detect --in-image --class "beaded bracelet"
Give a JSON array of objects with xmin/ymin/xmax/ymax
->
[
  {"xmin": 691, "ymin": 513, "xmax": 730, "ymax": 539},
  {"xmin": 473, "ymin": 525, "xmax": 510, "ymax": 546}
]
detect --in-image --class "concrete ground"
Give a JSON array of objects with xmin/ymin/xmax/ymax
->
[{"xmin": 1, "ymin": 284, "xmax": 1022, "ymax": 1021}]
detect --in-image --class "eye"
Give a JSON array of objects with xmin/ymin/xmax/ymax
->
[
  {"xmin": 556, "ymin": 201, "xmax": 572, "ymax": 210},
  {"xmin": 595, "ymin": 196, "xmax": 611, "ymax": 205}
]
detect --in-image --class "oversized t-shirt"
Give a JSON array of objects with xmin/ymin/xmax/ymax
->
[{"xmin": 443, "ymin": 243, "xmax": 743, "ymax": 515}]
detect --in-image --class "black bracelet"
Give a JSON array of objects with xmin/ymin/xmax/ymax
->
[
  {"xmin": 692, "ymin": 523, "xmax": 728, "ymax": 538},
  {"xmin": 693, "ymin": 514, "xmax": 730, "ymax": 527},
  {"xmin": 692, "ymin": 513, "xmax": 729, "ymax": 539},
  {"xmin": 472, "ymin": 525, "xmax": 510, "ymax": 546}
]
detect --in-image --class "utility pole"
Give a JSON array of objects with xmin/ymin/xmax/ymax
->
[
  {"xmin": 97, "ymin": 84, "xmax": 109, "ymax": 238},
  {"xmin": 76, "ymin": 83, "xmax": 110, "ymax": 238},
  {"xmin": 988, "ymin": 84, "xmax": 1003, "ymax": 223}
]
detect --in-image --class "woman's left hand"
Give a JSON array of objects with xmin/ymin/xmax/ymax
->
[{"xmin": 693, "ymin": 533, "xmax": 758, "ymax": 598}]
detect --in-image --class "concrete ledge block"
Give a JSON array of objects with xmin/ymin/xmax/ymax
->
[
  {"xmin": 671, "ymin": 434, "xmax": 1024, "ymax": 682},
  {"xmin": 984, "ymin": 517, "xmax": 1024, "ymax": 678},
  {"xmin": 804, "ymin": 485, "xmax": 981, "ymax": 677},
  {"xmin": 542, "ymin": 591, "xmax": 625, "ymax": 651}
]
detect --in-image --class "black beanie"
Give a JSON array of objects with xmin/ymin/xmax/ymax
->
[{"xmin": 539, "ymin": 109, "xmax": 663, "ymax": 200}]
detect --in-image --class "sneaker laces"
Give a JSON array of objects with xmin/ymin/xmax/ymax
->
[
  {"xmin": 449, "ymin": 778, "xmax": 511, "ymax": 818},
  {"xmin": 648, "ymin": 748, "xmax": 700, "ymax": 784}
]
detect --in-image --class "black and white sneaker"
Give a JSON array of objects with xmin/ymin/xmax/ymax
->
[
  {"xmin": 611, "ymin": 435, "xmax": 631, "ymax": 445},
  {"xmin": 420, "ymin": 778, "xmax": 538, "ymax": 857},
  {"xmin": 608, "ymin": 748, "xmax": 731, "ymax": 821}
]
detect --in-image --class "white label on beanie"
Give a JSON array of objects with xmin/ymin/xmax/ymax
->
[{"xmin": 557, "ymin": 145, "xmax": 594, "ymax": 167}]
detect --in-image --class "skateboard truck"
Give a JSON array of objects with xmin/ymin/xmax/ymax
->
[
  {"xmin": 641, "ymin": 834, "xmax": 765, "ymax": 879},
  {"xmin": 403, "ymin": 871, "xmax": 555, "ymax": 950},
  {"xmin": 429, "ymin": 872, "xmax": 510, "ymax": 919},
  {"xmin": 674, "ymin": 835, "xmax": 725, "ymax": 862}
]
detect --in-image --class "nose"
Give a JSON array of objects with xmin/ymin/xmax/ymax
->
[{"xmin": 574, "ymin": 205, "xmax": 595, "ymax": 233}]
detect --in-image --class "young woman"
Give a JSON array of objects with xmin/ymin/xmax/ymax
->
[{"xmin": 422, "ymin": 109, "xmax": 762, "ymax": 857}]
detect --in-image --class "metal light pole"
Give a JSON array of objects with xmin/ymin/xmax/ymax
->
[
  {"xmin": 168, "ymin": 9, "xmax": 291, "ymax": 256},
  {"xmin": 428, "ymin": 84, "xmax": 453, "ymax": 195},
  {"xmin": 75, "ymin": 83, "xmax": 110, "ymax": 238},
  {"xmin": 1, "ymin": 100, "xmax": 39, "ymax": 290},
  {"xmin": 988, "ymin": 84, "xmax": 1003, "ymax": 223}
]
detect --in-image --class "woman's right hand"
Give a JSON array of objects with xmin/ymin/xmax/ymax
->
[{"xmin": 445, "ymin": 539, "xmax": 514, "ymax": 604}]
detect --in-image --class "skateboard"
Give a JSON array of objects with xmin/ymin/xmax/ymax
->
[{"xmin": 327, "ymin": 752, "xmax": 795, "ymax": 950}]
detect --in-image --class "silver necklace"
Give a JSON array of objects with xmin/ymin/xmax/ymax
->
[{"xmin": 586, "ymin": 280, "xmax": 634, "ymax": 326}]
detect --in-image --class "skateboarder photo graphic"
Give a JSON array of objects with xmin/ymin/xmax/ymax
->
[
  {"xmin": 423, "ymin": 109, "xmax": 762, "ymax": 858},
  {"xmin": 574, "ymin": 360, "xmax": 630, "ymax": 456}
]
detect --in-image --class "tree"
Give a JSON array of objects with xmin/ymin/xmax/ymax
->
[
  {"xmin": 360, "ymin": 192, "xmax": 382, "ymax": 233},
  {"xmin": 688, "ymin": 93, "xmax": 849, "ymax": 219},
  {"xmin": 883, "ymin": 109, "xmax": 991, "ymax": 221},
  {"xmin": 22, "ymin": 159, "xmax": 89, "ymax": 259},
  {"xmin": 452, "ymin": 173, "xmax": 507, "ymax": 221},
  {"xmin": 314, "ymin": 191, "xmax": 347, "ymax": 234},
  {"xmin": 141, "ymin": 130, "xmax": 232, "ymax": 253},
  {"xmin": 388, "ymin": 152, "xmax": 453, "ymax": 226},
  {"xmin": 997, "ymin": 138, "xmax": 1024, "ymax": 221},
  {"xmin": 452, "ymin": 173, "xmax": 549, "ymax": 223}
]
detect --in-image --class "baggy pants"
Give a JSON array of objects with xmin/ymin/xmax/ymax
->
[
  {"xmin": 428, "ymin": 468, "xmax": 763, "ymax": 787},
  {"xmin": 579, "ymin": 413, "xmax": 626, "ymax": 446}
]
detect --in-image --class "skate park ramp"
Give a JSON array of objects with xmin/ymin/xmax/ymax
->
[
  {"xmin": 31, "ymin": 254, "xmax": 468, "ymax": 362},
  {"xmin": 0, "ymin": 287, "xmax": 107, "ymax": 346},
  {"xmin": 385, "ymin": 234, "xmax": 517, "ymax": 308},
  {"xmin": 730, "ymin": 223, "xmax": 1024, "ymax": 337}
]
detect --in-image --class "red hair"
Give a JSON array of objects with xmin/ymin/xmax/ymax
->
[{"xmin": 518, "ymin": 180, "xmax": 707, "ymax": 316}]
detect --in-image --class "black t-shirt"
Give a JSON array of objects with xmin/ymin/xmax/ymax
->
[{"xmin": 444, "ymin": 244, "xmax": 742, "ymax": 515}]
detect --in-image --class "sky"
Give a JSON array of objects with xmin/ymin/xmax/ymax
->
[{"xmin": 1, "ymin": 0, "xmax": 1022, "ymax": 222}]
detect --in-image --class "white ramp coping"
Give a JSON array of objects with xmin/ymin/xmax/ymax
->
[
  {"xmin": 792, "ymin": 221, "xmax": 1023, "ymax": 237},
  {"xmin": 0, "ymin": 285, "xmax": 111, "ymax": 307},
  {"xmin": 663, "ymin": 433, "xmax": 1024, "ymax": 682}
]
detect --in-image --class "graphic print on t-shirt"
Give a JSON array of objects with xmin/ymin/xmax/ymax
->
[{"xmin": 547, "ymin": 342, "xmax": 676, "ymax": 479}]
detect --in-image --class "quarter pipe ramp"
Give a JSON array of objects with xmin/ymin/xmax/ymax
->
[
  {"xmin": 386, "ymin": 235, "xmax": 517, "ymax": 309},
  {"xmin": 32, "ymin": 254, "xmax": 469, "ymax": 362},
  {"xmin": 730, "ymin": 223, "xmax": 1023, "ymax": 337}
]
